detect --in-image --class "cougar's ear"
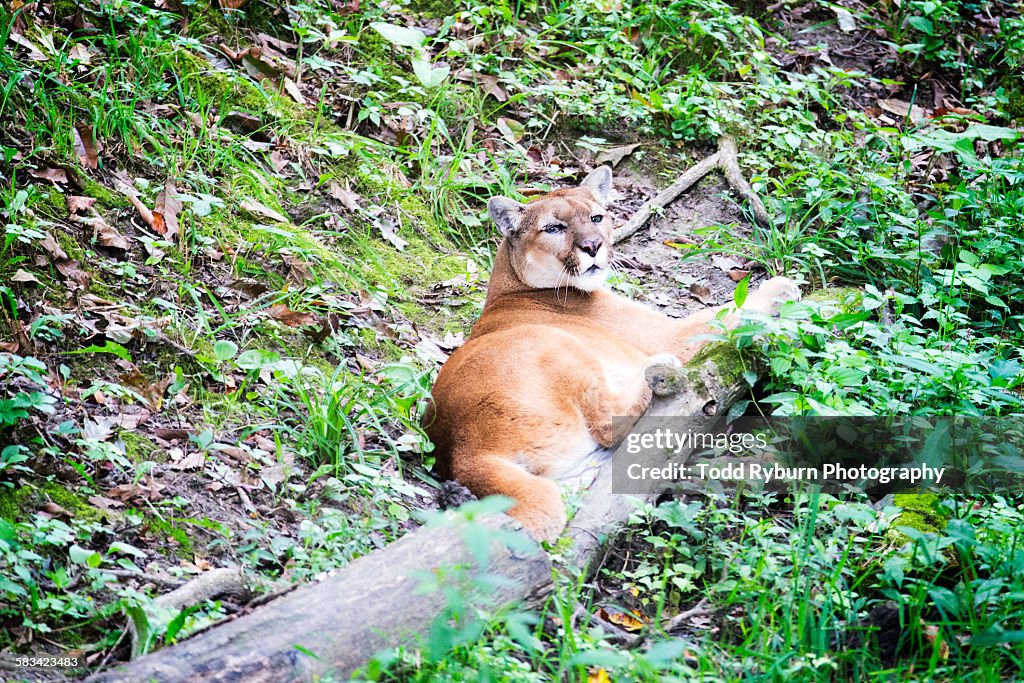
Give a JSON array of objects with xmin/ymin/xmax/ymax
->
[
  {"xmin": 580, "ymin": 165, "xmax": 612, "ymax": 205},
  {"xmin": 488, "ymin": 196, "xmax": 526, "ymax": 237}
]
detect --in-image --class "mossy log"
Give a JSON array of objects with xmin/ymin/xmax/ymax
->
[{"xmin": 87, "ymin": 342, "xmax": 755, "ymax": 683}]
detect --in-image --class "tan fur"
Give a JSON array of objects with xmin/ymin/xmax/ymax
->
[{"xmin": 424, "ymin": 168, "xmax": 800, "ymax": 541}]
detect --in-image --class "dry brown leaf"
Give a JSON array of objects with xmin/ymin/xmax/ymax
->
[
  {"xmin": 219, "ymin": 0, "xmax": 248, "ymax": 9},
  {"xmin": 119, "ymin": 369, "xmax": 172, "ymax": 410},
  {"xmin": 73, "ymin": 124, "xmax": 102, "ymax": 169},
  {"xmin": 68, "ymin": 43, "xmax": 92, "ymax": 65},
  {"xmin": 153, "ymin": 180, "xmax": 182, "ymax": 240},
  {"xmin": 878, "ymin": 98, "xmax": 927, "ymax": 122},
  {"xmin": 374, "ymin": 215, "xmax": 408, "ymax": 251},
  {"xmin": 596, "ymin": 607, "xmax": 646, "ymax": 632},
  {"xmin": 72, "ymin": 211, "xmax": 129, "ymax": 250},
  {"xmin": 455, "ymin": 70, "xmax": 508, "ymax": 102},
  {"xmin": 29, "ymin": 167, "xmax": 68, "ymax": 184},
  {"xmin": 495, "ymin": 117, "xmax": 525, "ymax": 143},
  {"xmin": 595, "ymin": 143, "xmax": 640, "ymax": 167},
  {"xmin": 40, "ymin": 501, "xmax": 73, "ymax": 519},
  {"xmin": 688, "ymin": 283, "xmax": 716, "ymax": 306},
  {"xmin": 12, "ymin": 269, "xmax": 41, "ymax": 284},
  {"xmin": 55, "ymin": 259, "xmax": 91, "ymax": 286},
  {"xmin": 121, "ymin": 191, "xmax": 155, "ymax": 229},
  {"xmin": 87, "ymin": 494, "xmax": 123, "ymax": 510},
  {"xmin": 240, "ymin": 198, "xmax": 288, "ymax": 223},
  {"xmin": 268, "ymin": 303, "xmax": 318, "ymax": 327},
  {"xmin": 728, "ymin": 269, "xmax": 751, "ymax": 282},
  {"xmin": 8, "ymin": 33, "xmax": 47, "ymax": 61},
  {"xmin": 282, "ymin": 77, "xmax": 305, "ymax": 104},
  {"xmin": 39, "ymin": 232, "xmax": 69, "ymax": 260},
  {"xmin": 67, "ymin": 195, "xmax": 98, "ymax": 215},
  {"xmin": 223, "ymin": 110, "xmax": 262, "ymax": 134},
  {"xmin": 328, "ymin": 182, "xmax": 362, "ymax": 212}
]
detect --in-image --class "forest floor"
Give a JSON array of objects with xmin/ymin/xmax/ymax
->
[{"xmin": 1, "ymin": 0, "xmax": 1023, "ymax": 680}]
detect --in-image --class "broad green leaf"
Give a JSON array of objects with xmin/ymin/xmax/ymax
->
[
  {"xmin": 906, "ymin": 16, "xmax": 934, "ymax": 34},
  {"xmin": 213, "ymin": 340, "xmax": 239, "ymax": 362},
  {"xmin": 733, "ymin": 273, "xmax": 749, "ymax": 308},
  {"xmin": 69, "ymin": 544, "xmax": 102, "ymax": 568},
  {"xmin": 370, "ymin": 22, "xmax": 426, "ymax": 49},
  {"xmin": 412, "ymin": 59, "xmax": 450, "ymax": 88},
  {"xmin": 63, "ymin": 340, "xmax": 131, "ymax": 362}
]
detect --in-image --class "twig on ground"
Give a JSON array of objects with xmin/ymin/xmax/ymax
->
[
  {"xmin": 662, "ymin": 598, "xmax": 714, "ymax": 633},
  {"xmin": 612, "ymin": 135, "xmax": 770, "ymax": 245}
]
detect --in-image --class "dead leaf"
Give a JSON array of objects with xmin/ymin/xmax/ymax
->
[
  {"xmin": 834, "ymin": 6, "xmax": 856, "ymax": 32},
  {"xmin": 119, "ymin": 370, "xmax": 172, "ymax": 411},
  {"xmin": 55, "ymin": 259, "xmax": 91, "ymax": 286},
  {"xmin": 68, "ymin": 42, "xmax": 93, "ymax": 65},
  {"xmin": 595, "ymin": 143, "xmax": 640, "ymax": 167},
  {"xmin": 268, "ymin": 304, "xmax": 318, "ymax": 327},
  {"xmin": 223, "ymin": 110, "xmax": 263, "ymax": 135},
  {"xmin": 71, "ymin": 210, "xmax": 129, "ymax": 250},
  {"xmin": 688, "ymin": 283, "xmax": 717, "ymax": 306},
  {"xmin": 73, "ymin": 124, "xmax": 102, "ymax": 169},
  {"xmin": 711, "ymin": 254, "xmax": 746, "ymax": 272},
  {"xmin": 87, "ymin": 494, "xmax": 123, "ymax": 510},
  {"xmin": 40, "ymin": 501, "xmax": 73, "ymax": 519},
  {"xmin": 878, "ymin": 98, "xmax": 927, "ymax": 122},
  {"xmin": 596, "ymin": 607, "xmax": 646, "ymax": 632},
  {"xmin": 587, "ymin": 668, "xmax": 611, "ymax": 683},
  {"xmin": 8, "ymin": 33, "xmax": 47, "ymax": 61},
  {"xmin": 29, "ymin": 167, "xmax": 68, "ymax": 184},
  {"xmin": 240, "ymin": 198, "xmax": 288, "ymax": 223},
  {"xmin": 67, "ymin": 195, "xmax": 98, "ymax": 215},
  {"xmin": 728, "ymin": 269, "xmax": 750, "ymax": 282},
  {"xmin": 375, "ymin": 214, "xmax": 408, "ymax": 251},
  {"xmin": 282, "ymin": 77, "xmax": 305, "ymax": 104},
  {"xmin": 109, "ymin": 479, "xmax": 165, "ymax": 503},
  {"xmin": 329, "ymin": 182, "xmax": 362, "ymax": 212},
  {"xmin": 219, "ymin": 0, "xmax": 248, "ymax": 9},
  {"xmin": 153, "ymin": 180, "xmax": 182, "ymax": 240},
  {"xmin": 11, "ymin": 269, "xmax": 41, "ymax": 284},
  {"xmin": 495, "ymin": 117, "xmax": 525, "ymax": 144},
  {"xmin": 39, "ymin": 232, "xmax": 69, "ymax": 260},
  {"xmin": 455, "ymin": 70, "xmax": 508, "ymax": 102},
  {"xmin": 921, "ymin": 620, "xmax": 950, "ymax": 660}
]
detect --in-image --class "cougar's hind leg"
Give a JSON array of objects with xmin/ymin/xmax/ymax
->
[{"xmin": 453, "ymin": 455, "xmax": 567, "ymax": 543}]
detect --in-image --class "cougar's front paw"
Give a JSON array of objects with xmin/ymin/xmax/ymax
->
[{"xmin": 644, "ymin": 354, "xmax": 684, "ymax": 398}]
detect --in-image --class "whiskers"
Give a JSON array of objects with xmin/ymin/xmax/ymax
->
[{"xmin": 554, "ymin": 262, "xmax": 572, "ymax": 305}]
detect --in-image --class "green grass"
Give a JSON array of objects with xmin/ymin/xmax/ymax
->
[{"xmin": 1, "ymin": 0, "xmax": 1022, "ymax": 675}]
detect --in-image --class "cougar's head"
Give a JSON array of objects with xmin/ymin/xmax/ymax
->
[{"xmin": 488, "ymin": 166, "xmax": 614, "ymax": 293}]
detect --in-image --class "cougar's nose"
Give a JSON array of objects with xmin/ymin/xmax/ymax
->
[{"xmin": 577, "ymin": 237, "xmax": 603, "ymax": 257}]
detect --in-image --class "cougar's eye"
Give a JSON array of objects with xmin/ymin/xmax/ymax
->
[
  {"xmin": 591, "ymin": 215, "xmax": 604, "ymax": 223},
  {"xmin": 543, "ymin": 224, "xmax": 565, "ymax": 234}
]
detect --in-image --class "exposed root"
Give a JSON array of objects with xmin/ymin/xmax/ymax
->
[{"xmin": 612, "ymin": 135, "xmax": 770, "ymax": 245}]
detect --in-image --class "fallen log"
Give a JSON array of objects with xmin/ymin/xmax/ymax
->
[{"xmin": 87, "ymin": 342, "xmax": 753, "ymax": 683}]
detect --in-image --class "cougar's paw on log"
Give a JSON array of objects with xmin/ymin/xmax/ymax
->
[{"xmin": 424, "ymin": 167, "xmax": 800, "ymax": 542}]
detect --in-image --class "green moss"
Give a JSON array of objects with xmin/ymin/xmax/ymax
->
[
  {"xmin": 51, "ymin": 0, "xmax": 79, "ymax": 19},
  {"xmin": 687, "ymin": 342, "xmax": 747, "ymax": 387},
  {"xmin": 0, "ymin": 481, "xmax": 101, "ymax": 524},
  {"xmin": 81, "ymin": 177, "xmax": 129, "ymax": 209},
  {"xmin": 406, "ymin": 0, "xmax": 457, "ymax": 17},
  {"xmin": 891, "ymin": 493, "xmax": 946, "ymax": 534},
  {"xmin": 121, "ymin": 431, "xmax": 164, "ymax": 464},
  {"xmin": 35, "ymin": 188, "xmax": 68, "ymax": 220},
  {"xmin": 54, "ymin": 227, "xmax": 84, "ymax": 261},
  {"xmin": 147, "ymin": 515, "xmax": 194, "ymax": 558}
]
